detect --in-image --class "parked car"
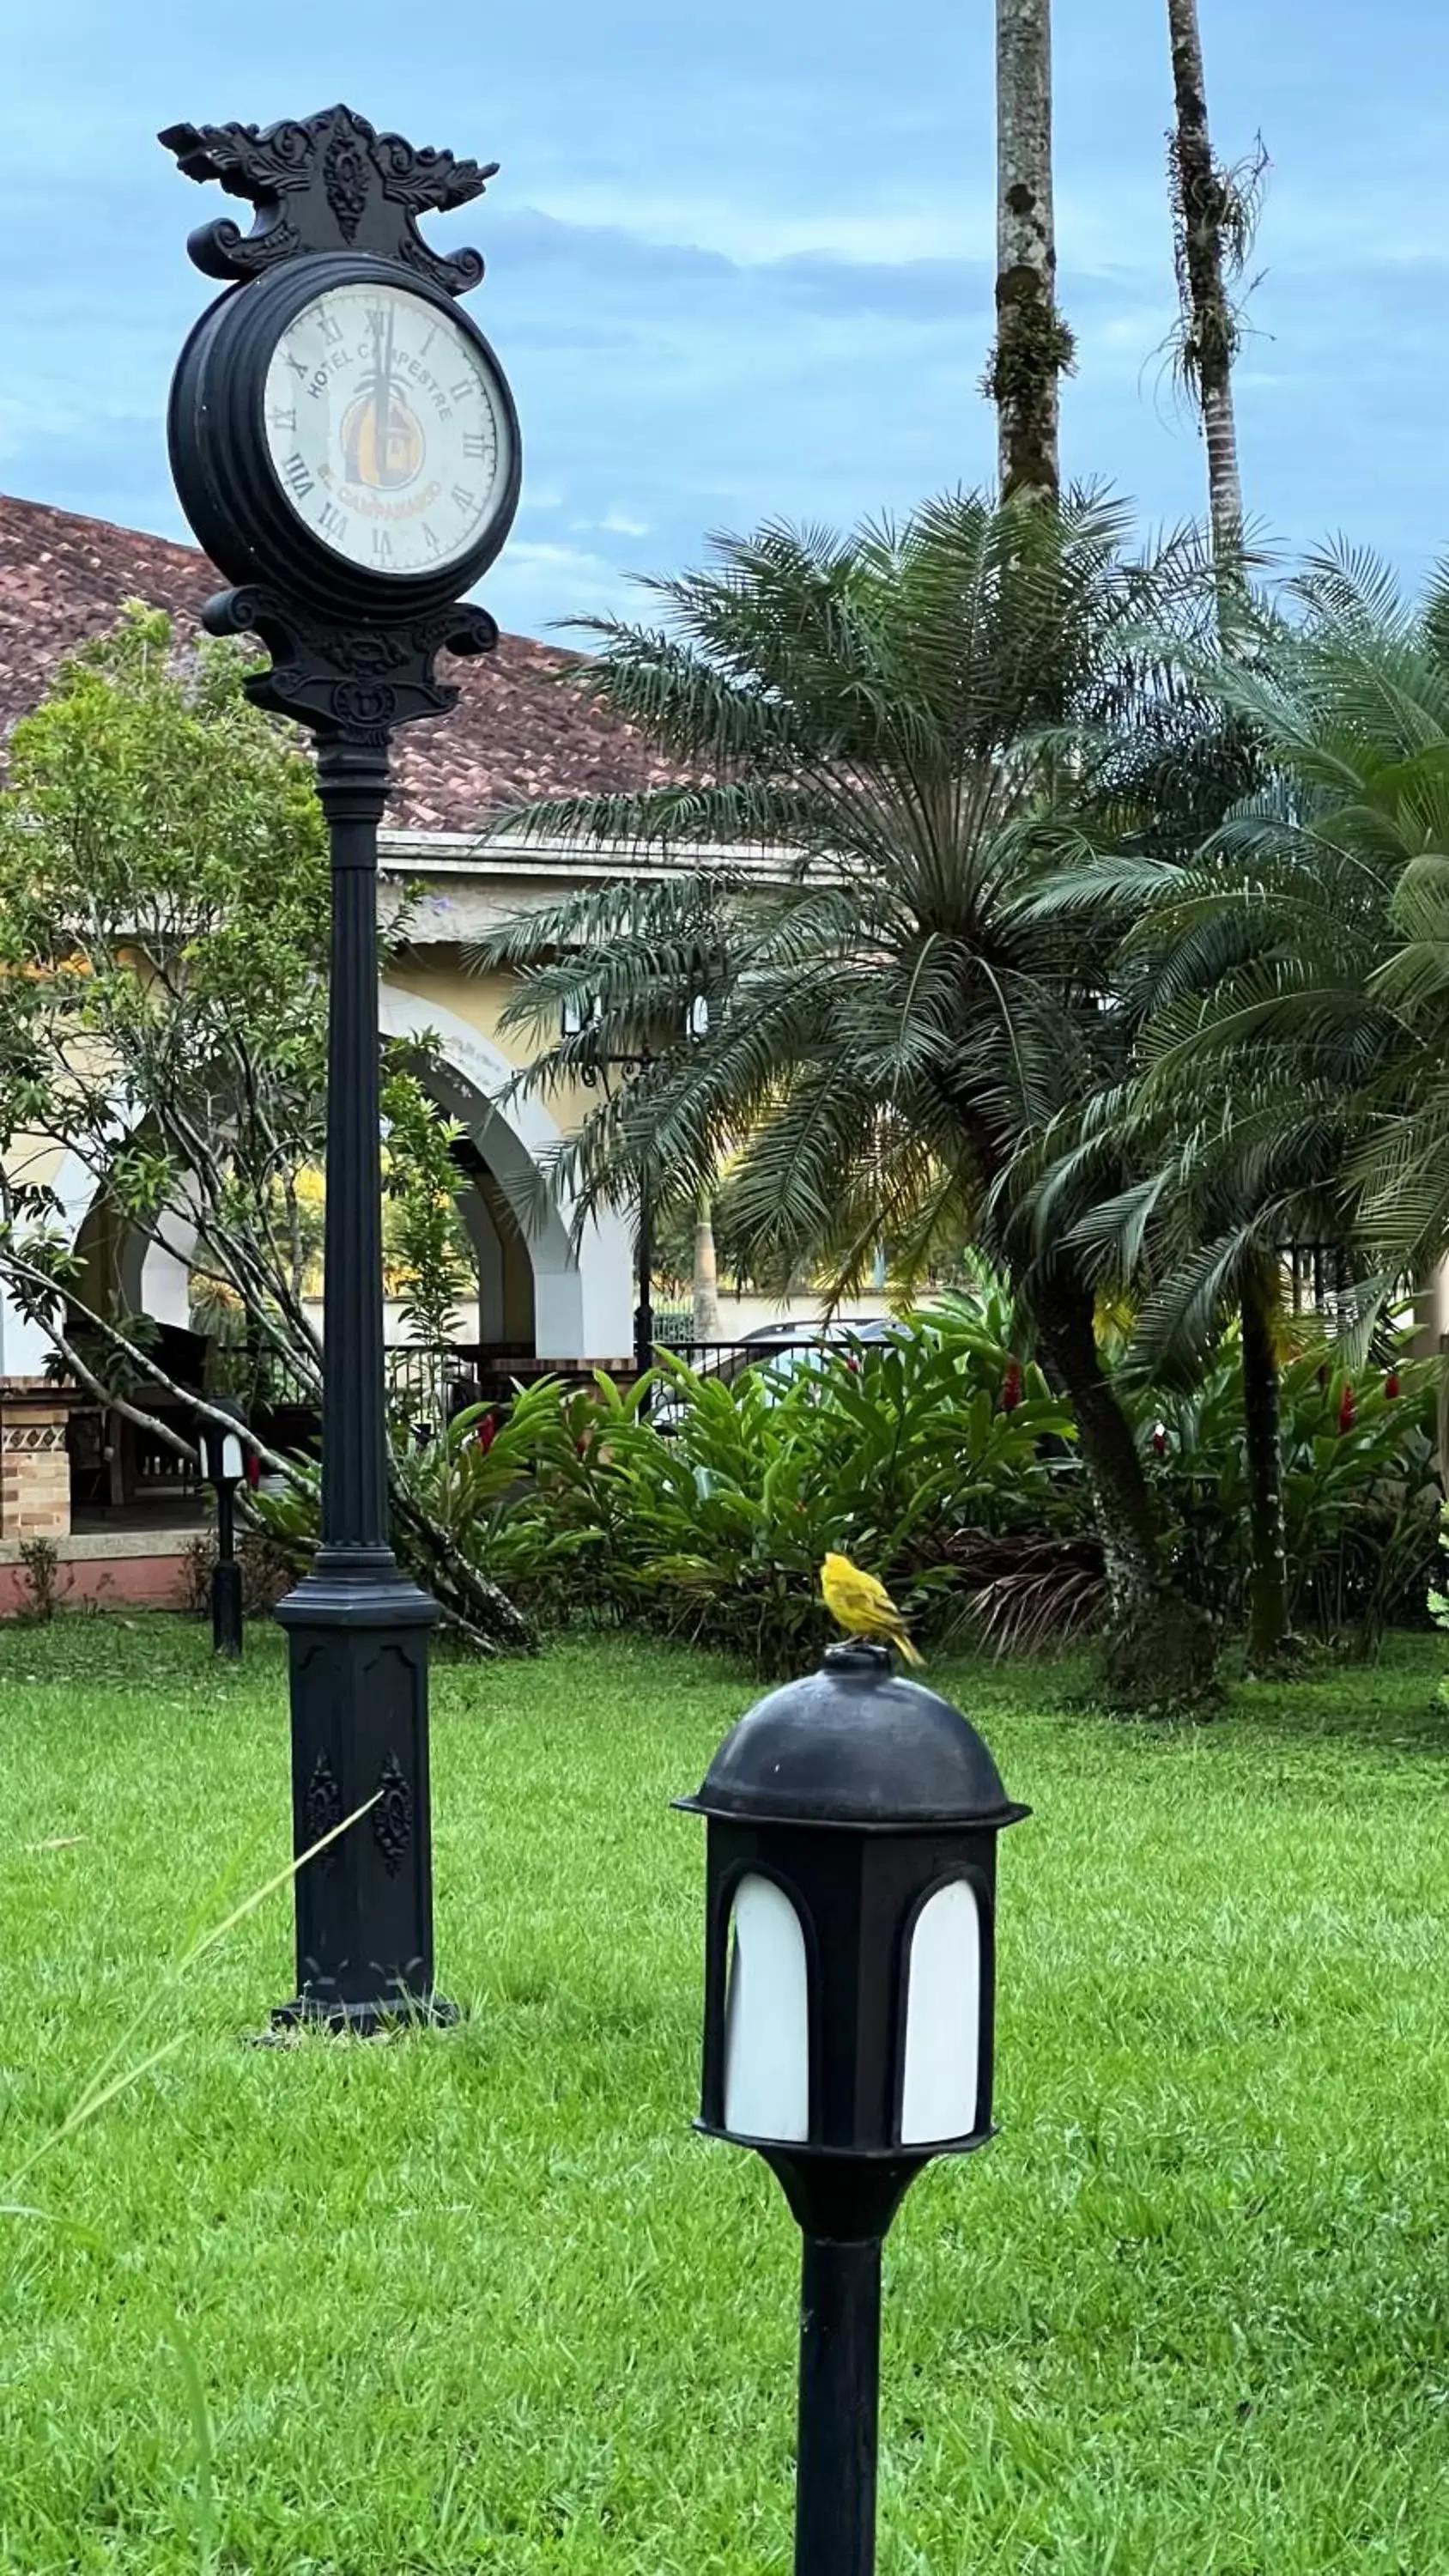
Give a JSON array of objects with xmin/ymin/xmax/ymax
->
[{"xmin": 651, "ymin": 1315, "xmax": 900, "ymax": 1430}]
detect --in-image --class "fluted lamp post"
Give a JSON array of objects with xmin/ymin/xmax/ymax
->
[{"xmin": 676, "ymin": 1641, "xmax": 1028, "ymax": 2576}]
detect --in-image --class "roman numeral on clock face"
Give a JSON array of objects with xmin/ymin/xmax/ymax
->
[
  {"xmin": 270, "ymin": 406, "xmax": 298, "ymax": 434},
  {"xmin": 463, "ymin": 433, "xmax": 492, "ymax": 461},
  {"xmin": 318, "ymin": 309, "xmax": 343, "ymax": 344},
  {"xmin": 318, "ymin": 501, "xmax": 348, "ymax": 542},
  {"xmin": 422, "ymin": 526, "xmax": 442, "ymax": 558},
  {"xmin": 450, "ymin": 380, "xmax": 473, "ymax": 404},
  {"xmin": 373, "ymin": 528, "xmax": 393, "ymax": 565},
  {"xmin": 281, "ymin": 452, "xmax": 314, "ymax": 501},
  {"xmin": 452, "ymin": 485, "xmax": 476, "ymax": 514}
]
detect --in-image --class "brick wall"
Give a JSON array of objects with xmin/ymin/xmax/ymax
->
[{"xmin": 0, "ymin": 1382, "xmax": 72, "ymax": 1540}]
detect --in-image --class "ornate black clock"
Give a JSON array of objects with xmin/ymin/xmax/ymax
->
[
  {"xmin": 161, "ymin": 105, "xmax": 521, "ymax": 2033},
  {"xmin": 168, "ymin": 253, "xmax": 521, "ymax": 611}
]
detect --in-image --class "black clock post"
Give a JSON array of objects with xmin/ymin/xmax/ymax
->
[{"xmin": 162, "ymin": 106, "xmax": 522, "ymax": 2030}]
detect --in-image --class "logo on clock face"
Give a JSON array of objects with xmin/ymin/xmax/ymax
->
[{"xmin": 339, "ymin": 385, "xmax": 427, "ymax": 492}]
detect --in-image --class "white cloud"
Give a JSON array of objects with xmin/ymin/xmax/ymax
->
[
  {"xmin": 482, "ymin": 539, "xmax": 632, "ymax": 630},
  {"xmin": 518, "ymin": 187, "xmax": 991, "ymax": 270}
]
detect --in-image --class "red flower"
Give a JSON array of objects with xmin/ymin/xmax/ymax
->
[
  {"xmin": 1385, "ymin": 1370, "xmax": 1401, "ymax": 1401},
  {"xmin": 1152, "ymin": 1422, "xmax": 1167, "ymax": 1457},
  {"xmin": 477, "ymin": 1413, "xmax": 499, "ymax": 1454},
  {"xmin": 246, "ymin": 1449, "xmax": 261, "ymax": 1490},
  {"xmin": 1001, "ymin": 1359, "xmax": 1023, "ymax": 1413},
  {"xmin": 1338, "ymin": 1384, "xmax": 1356, "ymax": 1434}
]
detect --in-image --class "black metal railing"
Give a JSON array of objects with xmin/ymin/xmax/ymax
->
[{"xmin": 1281, "ymin": 1243, "xmax": 1364, "ymax": 1330}]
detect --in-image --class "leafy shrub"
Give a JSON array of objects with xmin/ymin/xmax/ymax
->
[
  {"xmin": 1140, "ymin": 1344, "xmax": 1440, "ymax": 1646},
  {"xmin": 180, "ymin": 1526, "xmax": 302, "ymax": 1619},
  {"xmin": 251, "ymin": 1376, "xmax": 611, "ymax": 1631},
  {"xmin": 256, "ymin": 1316, "xmax": 1072, "ymax": 1669},
  {"xmin": 15, "ymin": 1538, "xmax": 65, "ymax": 1625},
  {"xmin": 524, "ymin": 1319, "xmax": 1076, "ymax": 1670},
  {"xmin": 252, "ymin": 1291, "xmax": 1439, "ymax": 1672}
]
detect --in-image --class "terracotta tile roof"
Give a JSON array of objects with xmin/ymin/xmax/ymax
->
[{"xmin": 0, "ymin": 492, "xmax": 671, "ymax": 832}]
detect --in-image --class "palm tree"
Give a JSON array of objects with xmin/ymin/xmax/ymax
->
[
  {"xmin": 1050, "ymin": 1052, "xmax": 1361, "ymax": 1662},
  {"xmin": 1046, "ymin": 550, "xmax": 1449, "ymax": 1641},
  {"xmin": 473, "ymin": 490, "xmax": 1217, "ymax": 1704},
  {"xmin": 990, "ymin": 0, "xmax": 1074, "ymax": 496},
  {"xmin": 1163, "ymin": 0, "xmax": 1291, "ymax": 1656},
  {"xmin": 1165, "ymin": 0, "xmax": 1264, "ymax": 568}
]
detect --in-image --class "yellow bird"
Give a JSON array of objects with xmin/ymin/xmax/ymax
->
[{"xmin": 821, "ymin": 1552, "xmax": 924, "ymax": 1667}]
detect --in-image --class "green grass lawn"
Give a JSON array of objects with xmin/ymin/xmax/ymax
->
[{"xmin": 3, "ymin": 1618, "xmax": 1449, "ymax": 2573}]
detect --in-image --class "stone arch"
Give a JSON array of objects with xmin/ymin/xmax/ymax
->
[{"xmin": 0, "ymin": 992, "xmax": 636, "ymax": 1376}]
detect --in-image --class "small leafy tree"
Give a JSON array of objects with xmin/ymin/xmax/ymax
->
[
  {"xmin": 1031, "ymin": 549, "xmax": 1449, "ymax": 1668},
  {"xmin": 381, "ymin": 1082, "xmax": 473, "ymax": 1348},
  {"xmin": 0, "ymin": 606, "xmax": 522, "ymax": 1648}
]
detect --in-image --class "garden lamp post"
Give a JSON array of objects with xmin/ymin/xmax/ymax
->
[
  {"xmin": 561, "ymin": 991, "xmax": 711, "ymax": 1381},
  {"xmin": 560, "ymin": 1001, "xmax": 658, "ymax": 1380},
  {"xmin": 677, "ymin": 1641, "xmax": 1028, "ymax": 2576},
  {"xmin": 634, "ymin": 1173, "xmax": 656, "ymax": 1385},
  {"xmin": 199, "ymin": 1393, "xmax": 247, "ymax": 1660},
  {"xmin": 163, "ymin": 105, "xmax": 521, "ymax": 2028}
]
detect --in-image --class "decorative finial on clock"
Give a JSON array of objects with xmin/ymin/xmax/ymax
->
[{"xmin": 158, "ymin": 103, "xmax": 498, "ymax": 296}]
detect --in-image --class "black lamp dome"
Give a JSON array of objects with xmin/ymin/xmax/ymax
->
[{"xmin": 678, "ymin": 1643, "xmax": 1028, "ymax": 1832}]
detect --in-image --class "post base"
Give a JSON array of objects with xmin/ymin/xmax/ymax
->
[
  {"xmin": 270, "ymin": 1987, "xmax": 461, "ymax": 2039},
  {"xmin": 275, "ymin": 1550, "xmax": 446, "ymax": 2032}
]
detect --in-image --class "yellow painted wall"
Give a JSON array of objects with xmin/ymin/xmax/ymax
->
[{"xmin": 386, "ymin": 951, "xmax": 597, "ymax": 1135}]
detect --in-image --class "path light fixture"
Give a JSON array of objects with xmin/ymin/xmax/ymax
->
[
  {"xmin": 199, "ymin": 1393, "xmax": 247, "ymax": 1660},
  {"xmin": 676, "ymin": 1640, "xmax": 1028, "ymax": 2576},
  {"xmin": 558, "ymin": 986, "xmax": 714, "ymax": 1382},
  {"xmin": 163, "ymin": 104, "xmax": 522, "ymax": 2028},
  {"xmin": 558, "ymin": 999, "xmax": 657, "ymax": 1377}
]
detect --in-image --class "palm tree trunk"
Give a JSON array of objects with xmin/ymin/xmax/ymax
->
[
  {"xmin": 993, "ymin": 0, "xmax": 1069, "ymax": 498},
  {"xmin": 1169, "ymin": 2, "xmax": 1288, "ymax": 1665},
  {"xmin": 1167, "ymin": 0, "xmax": 1246, "ymax": 563},
  {"xmin": 693, "ymin": 1194, "xmax": 722, "ymax": 1342},
  {"xmin": 1036, "ymin": 1267, "xmax": 1215, "ymax": 1706},
  {"xmin": 1240, "ymin": 1252, "xmax": 1291, "ymax": 1664}
]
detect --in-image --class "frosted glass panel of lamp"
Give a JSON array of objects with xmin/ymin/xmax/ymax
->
[
  {"xmin": 900, "ymin": 1877, "xmax": 980, "ymax": 2145},
  {"xmin": 723, "ymin": 1874, "xmax": 809, "ymax": 2142}
]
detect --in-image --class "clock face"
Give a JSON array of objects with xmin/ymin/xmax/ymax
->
[{"xmin": 261, "ymin": 281, "xmax": 511, "ymax": 578}]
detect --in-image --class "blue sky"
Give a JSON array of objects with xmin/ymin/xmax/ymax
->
[{"xmin": 2, "ymin": 0, "xmax": 1445, "ymax": 639}]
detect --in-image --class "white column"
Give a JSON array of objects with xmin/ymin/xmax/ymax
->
[{"xmin": 574, "ymin": 1206, "xmax": 635, "ymax": 1361}]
